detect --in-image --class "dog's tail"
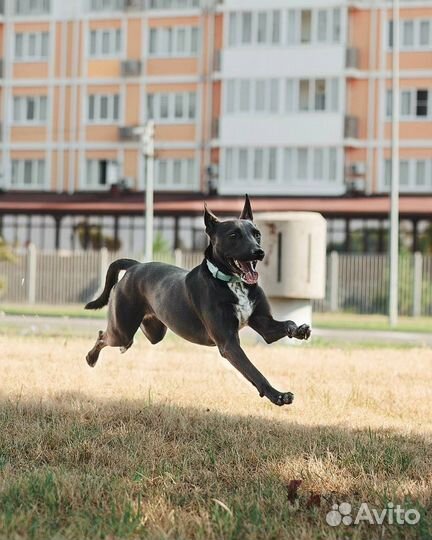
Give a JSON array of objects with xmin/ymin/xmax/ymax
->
[{"xmin": 85, "ymin": 258, "xmax": 139, "ymax": 310}]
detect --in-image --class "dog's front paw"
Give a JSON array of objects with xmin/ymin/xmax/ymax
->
[
  {"xmin": 295, "ymin": 324, "xmax": 311, "ymax": 341},
  {"xmin": 275, "ymin": 392, "xmax": 294, "ymax": 406}
]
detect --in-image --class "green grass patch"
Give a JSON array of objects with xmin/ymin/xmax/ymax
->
[{"xmin": 314, "ymin": 313, "xmax": 432, "ymax": 334}]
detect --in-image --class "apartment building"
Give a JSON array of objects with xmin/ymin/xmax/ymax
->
[{"xmin": 0, "ymin": 0, "xmax": 431, "ymax": 253}]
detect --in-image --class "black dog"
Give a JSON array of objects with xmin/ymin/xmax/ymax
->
[{"xmin": 85, "ymin": 195, "xmax": 311, "ymax": 406}]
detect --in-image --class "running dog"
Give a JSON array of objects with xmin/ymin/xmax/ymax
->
[{"xmin": 85, "ymin": 195, "xmax": 311, "ymax": 406}]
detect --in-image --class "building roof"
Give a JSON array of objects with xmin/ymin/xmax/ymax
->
[{"xmin": 0, "ymin": 191, "xmax": 431, "ymax": 219}]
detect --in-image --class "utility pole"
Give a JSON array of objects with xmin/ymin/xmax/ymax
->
[
  {"xmin": 134, "ymin": 121, "xmax": 155, "ymax": 262},
  {"xmin": 389, "ymin": 0, "xmax": 400, "ymax": 327}
]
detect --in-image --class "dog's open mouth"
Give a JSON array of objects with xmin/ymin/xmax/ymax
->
[{"xmin": 232, "ymin": 259, "xmax": 259, "ymax": 285}]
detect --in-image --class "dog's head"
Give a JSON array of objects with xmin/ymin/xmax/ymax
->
[{"xmin": 204, "ymin": 195, "xmax": 264, "ymax": 285}]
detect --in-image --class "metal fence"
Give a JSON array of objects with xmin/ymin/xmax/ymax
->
[{"xmin": 1, "ymin": 247, "xmax": 432, "ymax": 316}]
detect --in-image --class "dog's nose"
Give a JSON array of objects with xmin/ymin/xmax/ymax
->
[{"xmin": 254, "ymin": 248, "xmax": 265, "ymax": 260}]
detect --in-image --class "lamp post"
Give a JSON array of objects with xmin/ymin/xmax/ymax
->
[
  {"xmin": 134, "ymin": 121, "xmax": 155, "ymax": 263},
  {"xmin": 389, "ymin": 0, "xmax": 400, "ymax": 327}
]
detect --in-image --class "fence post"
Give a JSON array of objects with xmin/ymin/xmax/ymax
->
[
  {"xmin": 329, "ymin": 250, "xmax": 339, "ymax": 312},
  {"xmin": 413, "ymin": 251, "xmax": 423, "ymax": 317},
  {"xmin": 100, "ymin": 247, "xmax": 109, "ymax": 290},
  {"xmin": 174, "ymin": 248, "xmax": 182, "ymax": 268},
  {"xmin": 27, "ymin": 243, "xmax": 37, "ymax": 304}
]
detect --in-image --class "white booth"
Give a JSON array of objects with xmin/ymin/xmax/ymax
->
[{"xmin": 255, "ymin": 212, "xmax": 327, "ymax": 330}]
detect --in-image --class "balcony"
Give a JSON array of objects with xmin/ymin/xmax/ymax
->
[
  {"xmin": 118, "ymin": 126, "xmax": 140, "ymax": 142},
  {"xmin": 121, "ymin": 59, "xmax": 142, "ymax": 77}
]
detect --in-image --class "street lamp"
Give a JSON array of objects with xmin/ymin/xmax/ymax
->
[
  {"xmin": 133, "ymin": 121, "xmax": 155, "ymax": 263},
  {"xmin": 389, "ymin": 0, "xmax": 400, "ymax": 327}
]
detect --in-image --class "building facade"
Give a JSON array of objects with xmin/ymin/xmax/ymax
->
[{"xmin": 0, "ymin": 0, "xmax": 431, "ymax": 253}]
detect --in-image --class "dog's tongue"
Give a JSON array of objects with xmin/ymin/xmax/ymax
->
[{"xmin": 238, "ymin": 261, "xmax": 258, "ymax": 285}]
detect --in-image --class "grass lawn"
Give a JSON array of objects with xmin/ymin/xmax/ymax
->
[
  {"xmin": 1, "ymin": 333, "xmax": 431, "ymax": 539},
  {"xmin": 313, "ymin": 313, "xmax": 432, "ymax": 334}
]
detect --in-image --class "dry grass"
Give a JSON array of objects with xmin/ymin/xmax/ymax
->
[{"xmin": 1, "ymin": 332, "xmax": 432, "ymax": 539}]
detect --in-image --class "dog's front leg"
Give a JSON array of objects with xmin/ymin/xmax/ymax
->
[
  {"xmin": 249, "ymin": 314, "xmax": 311, "ymax": 344},
  {"xmin": 216, "ymin": 335, "xmax": 294, "ymax": 406},
  {"xmin": 249, "ymin": 289, "xmax": 311, "ymax": 344}
]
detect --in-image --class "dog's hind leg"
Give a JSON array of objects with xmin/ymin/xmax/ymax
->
[
  {"xmin": 140, "ymin": 315, "xmax": 167, "ymax": 345},
  {"xmin": 86, "ymin": 330, "xmax": 107, "ymax": 367}
]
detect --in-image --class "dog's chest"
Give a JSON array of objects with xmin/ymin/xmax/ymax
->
[{"xmin": 227, "ymin": 282, "xmax": 254, "ymax": 328}]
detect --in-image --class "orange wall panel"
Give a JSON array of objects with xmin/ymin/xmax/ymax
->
[
  {"xmin": 86, "ymin": 126, "xmax": 120, "ymax": 142},
  {"xmin": 148, "ymin": 17, "xmax": 199, "ymax": 28},
  {"xmin": 127, "ymin": 19, "xmax": 142, "ymax": 59},
  {"xmin": 146, "ymin": 82, "xmax": 197, "ymax": 93},
  {"xmin": 124, "ymin": 149, "xmax": 139, "ymax": 181},
  {"xmin": 349, "ymin": 10, "xmax": 371, "ymax": 70},
  {"xmin": 89, "ymin": 20, "xmax": 122, "ymax": 30},
  {"xmin": 13, "ymin": 63, "xmax": 49, "ymax": 79},
  {"xmin": 146, "ymin": 58, "xmax": 198, "ymax": 76},
  {"xmin": 10, "ymin": 127, "xmax": 47, "ymax": 142},
  {"xmin": 125, "ymin": 85, "xmax": 140, "ymax": 125},
  {"xmin": 347, "ymin": 79, "xmax": 369, "ymax": 139},
  {"xmin": 88, "ymin": 60, "xmax": 121, "ymax": 78},
  {"xmin": 12, "ymin": 87, "xmax": 48, "ymax": 96},
  {"xmin": 385, "ymin": 122, "xmax": 432, "ymax": 141},
  {"xmin": 156, "ymin": 124, "xmax": 195, "ymax": 141},
  {"xmin": 156, "ymin": 149, "xmax": 195, "ymax": 159}
]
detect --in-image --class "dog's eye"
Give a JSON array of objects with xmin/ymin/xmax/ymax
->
[
  {"xmin": 254, "ymin": 231, "xmax": 261, "ymax": 240},
  {"xmin": 229, "ymin": 233, "xmax": 238, "ymax": 239}
]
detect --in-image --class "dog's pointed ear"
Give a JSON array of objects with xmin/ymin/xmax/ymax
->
[
  {"xmin": 204, "ymin": 203, "xmax": 220, "ymax": 233},
  {"xmin": 239, "ymin": 194, "xmax": 253, "ymax": 221}
]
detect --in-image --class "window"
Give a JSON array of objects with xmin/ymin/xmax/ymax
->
[
  {"xmin": 241, "ymin": 12, "xmax": 252, "ymax": 44},
  {"xmin": 416, "ymin": 161, "xmax": 426, "ymax": 186},
  {"xmin": 271, "ymin": 11, "xmax": 281, "ymax": 44},
  {"xmin": 15, "ymin": 0, "xmax": 50, "ymax": 15},
  {"xmin": 400, "ymin": 160, "xmax": 410, "ymax": 186},
  {"xmin": 420, "ymin": 21, "xmax": 431, "ymax": 46},
  {"xmin": 300, "ymin": 10, "xmax": 312, "ymax": 43},
  {"xmin": 388, "ymin": 18, "xmax": 432, "ymax": 50},
  {"xmin": 257, "ymin": 12, "xmax": 267, "ymax": 43},
  {"xmin": 401, "ymin": 90, "xmax": 411, "ymax": 116},
  {"xmin": 155, "ymin": 158, "xmax": 196, "ymax": 189},
  {"xmin": 148, "ymin": 26, "xmax": 200, "ymax": 56},
  {"xmin": 87, "ymin": 94, "xmax": 120, "ymax": 123},
  {"xmin": 226, "ymin": 77, "xmax": 338, "ymax": 115},
  {"xmin": 255, "ymin": 80, "xmax": 266, "ymax": 111},
  {"xmin": 86, "ymin": 160, "xmax": 119, "ymax": 188},
  {"xmin": 402, "ymin": 21, "xmax": 414, "ymax": 47},
  {"xmin": 386, "ymin": 88, "xmax": 431, "ymax": 119},
  {"xmin": 299, "ymin": 80, "xmax": 310, "ymax": 111},
  {"xmin": 416, "ymin": 90, "xmax": 428, "ymax": 117},
  {"xmin": 223, "ymin": 147, "xmax": 340, "ymax": 186},
  {"xmin": 11, "ymin": 159, "xmax": 46, "ymax": 189},
  {"xmin": 238, "ymin": 149, "xmax": 248, "ymax": 179},
  {"xmin": 147, "ymin": 92, "xmax": 197, "ymax": 121},
  {"xmin": 314, "ymin": 79, "xmax": 326, "ymax": 111},
  {"xmin": 89, "ymin": 29, "xmax": 122, "ymax": 57},
  {"xmin": 13, "ymin": 96, "xmax": 48, "ymax": 124},
  {"xmin": 239, "ymin": 80, "xmax": 250, "ymax": 112},
  {"xmin": 297, "ymin": 148, "xmax": 308, "ymax": 179},
  {"xmin": 269, "ymin": 79, "xmax": 279, "ymax": 113},
  {"xmin": 317, "ymin": 10, "xmax": 328, "ymax": 42},
  {"xmin": 149, "ymin": 0, "xmax": 200, "ymax": 7},
  {"xmin": 90, "ymin": 0, "xmax": 124, "ymax": 11},
  {"xmin": 228, "ymin": 8, "xmax": 339, "ymax": 47},
  {"xmin": 382, "ymin": 158, "xmax": 432, "ymax": 191},
  {"xmin": 332, "ymin": 8, "xmax": 341, "ymax": 42},
  {"xmin": 14, "ymin": 32, "xmax": 49, "ymax": 60},
  {"xmin": 226, "ymin": 81, "xmax": 235, "ymax": 114}
]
